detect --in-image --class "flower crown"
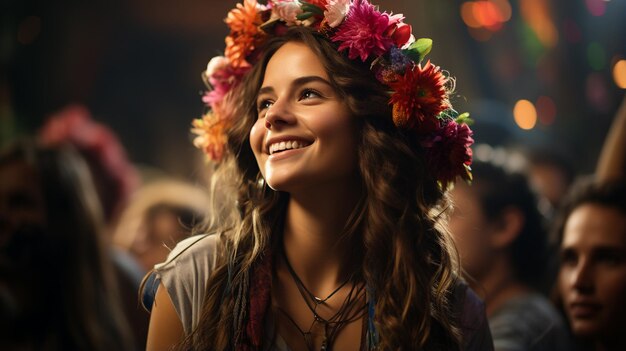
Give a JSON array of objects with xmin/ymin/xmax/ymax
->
[{"xmin": 192, "ymin": 0, "xmax": 474, "ymax": 187}]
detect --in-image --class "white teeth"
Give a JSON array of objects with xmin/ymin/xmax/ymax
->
[{"xmin": 268, "ymin": 140, "xmax": 309, "ymax": 155}]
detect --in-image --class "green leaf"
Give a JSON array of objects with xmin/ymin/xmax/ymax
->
[
  {"xmin": 301, "ymin": 2, "xmax": 324, "ymax": 15},
  {"xmin": 403, "ymin": 38, "xmax": 433, "ymax": 63},
  {"xmin": 296, "ymin": 12, "xmax": 314, "ymax": 20},
  {"xmin": 455, "ymin": 112, "xmax": 474, "ymax": 126}
]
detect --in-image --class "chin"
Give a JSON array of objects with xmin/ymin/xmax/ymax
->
[{"xmin": 571, "ymin": 320, "xmax": 603, "ymax": 340}]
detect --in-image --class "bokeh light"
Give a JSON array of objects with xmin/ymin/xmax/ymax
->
[
  {"xmin": 513, "ymin": 99, "xmax": 537, "ymax": 130},
  {"xmin": 585, "ymin": 0, "xmax": 607, "ymax": 17},
  {"xmin": 536, "ymin": 96, "xmax": 557, "ymax": 125},
  {"xmin": 613, "ymin": 59, "xmax": 626, "ymax": 89},
  {"xmin": 460, "ymin": 0, "xmax": 512, "ymax": 35},
  {"xmin": 519, "ymin": 0, "xmax": 558, "ymax": 48},
  {"xmin": 586, "ymin": 73, "xmax": 610, "ymax": 112},
  {"xmin": 563, "ymin": 19, "xmax": 582, "ymax": 44},
  {"xmin": 587, "ymin": 42, "xmax": 606, "ymax": 71}
]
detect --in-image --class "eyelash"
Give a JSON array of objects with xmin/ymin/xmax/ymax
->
[
  {"xmin": 299, "ymin": 88, "xmax": 321, "ymax": 100},
  {"xmin": 256, "ymin": 88, "xmax": 323, "ymax": 113},
  {"xmin": 257, "ymin": 99, "xmax": 273, "ymax": 112}
]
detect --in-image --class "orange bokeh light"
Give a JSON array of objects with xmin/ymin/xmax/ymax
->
[
  {"xmin": 613, "ymin": 60, "xmax": 626, "ymax": 89},
  {"xmin": 461, "ymin": 0, "xmax": 512, "ymax": 34},
  {"xmin": 514, "ymin": 99, "xmax": 537, "ymax": 130}
]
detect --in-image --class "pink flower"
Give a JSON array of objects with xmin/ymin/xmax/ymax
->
[
  {"xmin": 202, "ymin": 56, "xmax": 249, "ymax": 109},
  {"xmin": 331, "ymin": 0, "xmax": 393, "ymax": 61},
  {"xmin": 421, "ymin": 120, "xmax": 474, "ymax": 186},
  {"xmin": 324, "ymin": 0, "xmax": 350, "ymax": 27},
  {"xmin": 272, "ymin": 0, "xmax": 303, "ymax": 26}
]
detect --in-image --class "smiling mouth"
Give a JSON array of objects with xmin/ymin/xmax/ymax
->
[{"xmin": 268, "ymin": 140, "xmax": 311, "ymax": 155}]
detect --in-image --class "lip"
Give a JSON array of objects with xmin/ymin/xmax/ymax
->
[
  {"xmin": 264, "ymin": 135, "xmax": 313, "ymax": 155},
  {"xmin": 267, "ymin": 147, "xmax": 307, "ymax": 161},
  {"xmin": 568, "ymin": 302, "xmax": 602, "ymax": 318}
]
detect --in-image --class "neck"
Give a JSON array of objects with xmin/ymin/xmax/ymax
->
[
  {"xmin": 471, "ymin": 253, "xmax": 530, "ymax": 316},
  {"xmin": 282, "ymin": 180, "xmax": 362, "ymax": 294}
]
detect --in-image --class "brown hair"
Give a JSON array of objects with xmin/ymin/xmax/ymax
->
[
  {"xmin": 184, "ymin": 26, "xmax": 461, "ymax": 350},
  {"xmin": 0, "ymin": 140, "xmax": 134, "ymax": 350}
]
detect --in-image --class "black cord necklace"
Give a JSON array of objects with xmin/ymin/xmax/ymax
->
[{"xmin": 278, "ymin": 248, "xmax": 367, "ymax": 351}]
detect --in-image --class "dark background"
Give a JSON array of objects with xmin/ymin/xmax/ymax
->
[{"xmin": 2, "ymin": 0, "xmax": 625, "ymax": 179}]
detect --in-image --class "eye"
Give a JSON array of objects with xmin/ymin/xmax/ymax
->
[
  {"xmin": 595, "ymin": 250, "xmax": 624, "ymax": 267},
  {"xmin": 299, "ymin": 88, "xmax": 322, "ymax": 101},
  {"xmin": 257, "ymin": 99, "xmax": 273, "ymax": 114},
  {"xmin": 560, "ymin": 249, "xmax": 577, "ymax": 266}
]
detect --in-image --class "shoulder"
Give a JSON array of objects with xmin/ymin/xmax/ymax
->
[
  {"xmin": 154, "ymin": 233, "xmax": 221, "ymax": 273},
  {"xmin": 154, "ymin": 232, "xmax": 222, "ymax": 294},
  {"xmin": 151, "ymin": 233, "xmax": 223, "ymax": 334},
  {"xmin": 490, "ymin": 293, "xmax": 571, "ymax": 351},
  {"xmin": 452, "ymin": 281, "xmax": 494, "ymax": 351}
]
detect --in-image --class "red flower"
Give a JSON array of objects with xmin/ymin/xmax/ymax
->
[
  {"xmin": 388, "ymin": 61, "xmax": 449, "ymax": 132},
  {"xmin": 331, "ymin": 0, "xmax": 393, "ymax": 61},
  {"xmin": 421, "ymin": 120, "xmax": 474, "ymax": 186}
]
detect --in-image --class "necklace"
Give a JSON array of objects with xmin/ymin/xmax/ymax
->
[{"xmin": 278, "ymin": 248, "xmax": 367, "ymax": 351}]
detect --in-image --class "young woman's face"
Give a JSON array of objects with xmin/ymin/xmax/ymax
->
[
  {"xmin": 249, "ymin": 41, "xmax": 358, "ymax": 192},
  {"xmin": 558, "ymin": 203, "xmax": 626, "ymax": 341}
]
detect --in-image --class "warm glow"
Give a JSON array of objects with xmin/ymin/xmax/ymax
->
[
  {"xmin": 461, "ymin": 2, "xmax": 481, "ymax": 28},
  {"xmin": 493, "ymin": 0, "xmax": 512, "ymax": 21},
  {"xmin": 513, "ymin": 99, "xmax": 537, "ymax": 130},
  {"xmin": 519, "ymin": 0, "xmax": 558, "ymax": 48},
  {"xmin": 460, "ymin": 0, "xmax": 512, "ymax": 34},
  {"xmin": 613, "ymin": 60, "xmax": 626, "ymax": 89}
]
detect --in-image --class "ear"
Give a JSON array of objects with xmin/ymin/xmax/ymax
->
[{"xmin": 490, "ymin": 207, "xmax": 524, "ymax": 249}]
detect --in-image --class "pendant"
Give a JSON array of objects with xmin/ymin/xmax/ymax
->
[{"xmin": 320, "ymin": 337, "xmax": 327, "ymax": 351}]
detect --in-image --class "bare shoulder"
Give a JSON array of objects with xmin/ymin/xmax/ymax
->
[{"xmin": 146, "ymin": 282, "xmax": 185, "ymax": 351}]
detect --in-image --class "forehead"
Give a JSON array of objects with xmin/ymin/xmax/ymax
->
[
  {"xmin": 561, "ymin": 203, "xmax": 626, "ymax": 249},
  {"xmin": 262, "ymin": 41, "xmax": 329, "ymax": 84}
]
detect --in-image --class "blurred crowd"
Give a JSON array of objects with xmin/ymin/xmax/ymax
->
[{"xmin": 0, "ymin": 96, "xmax": 625, "ymax": 350}]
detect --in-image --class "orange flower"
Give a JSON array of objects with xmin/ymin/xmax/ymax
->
[
  {"xmin": 224, "ymin": 0, "xmax": 266, "ymax": 68},
  {"xmin": 191, "ymin": 112, "xmax": 232, "ymax": 161},
  {"xmin": 389, "ymin": 61, "xmax": 449, "ymax": 132}
]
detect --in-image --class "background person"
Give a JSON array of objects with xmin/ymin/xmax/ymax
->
[
  {"xmin": 448, "ymin": 159, "xmax": 570, "ymax": 350},
  {"xmin": 553, "ymin": 180, "xmax": 626, "ymax": 351},
  {"xmin": 0, "ymin": 140, "xmax": 134, "ymax": 350}
]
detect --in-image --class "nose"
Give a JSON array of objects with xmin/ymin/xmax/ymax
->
[
  {"xmin": 264, "ymin": 98, "xmax": 295, "ymax": 130},
  {"xmin": 571, "ymin": 258, "xmax": 594, "ymax": 294}
]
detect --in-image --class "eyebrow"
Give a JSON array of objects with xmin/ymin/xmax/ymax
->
[{"xmin": 257, "ymin": 75, "xmax": 332, "ymax": 97}]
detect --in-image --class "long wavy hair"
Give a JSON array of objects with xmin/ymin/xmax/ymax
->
[
  {"xmin": 183, "ymin": 26, "xmax": 462, "ymax": 350},
  {"xmin": 0, "ymin": 140, "xmax": 134, "ymax": 351}
]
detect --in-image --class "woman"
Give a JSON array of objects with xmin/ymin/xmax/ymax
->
[
  {"xmin": 554, "ymin": 180, "xmax": 626, "ymax": 351},
  {"xmin": 0, "ymin": 140, "xmax": 134, "ymax": 351},
  {"xmin": 146, "ymin": 1, "xmax": 491, "ymax": 350}
]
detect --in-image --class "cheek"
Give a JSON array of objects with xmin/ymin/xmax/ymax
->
[
  {"xmin": 557, "ymin": 266, "xmax": 571, "ymax": 297},
  {"xmin": 599, "ymin": 268, "xmax": 626, "ymax": 304},
  {"xmin": 249, "ymin": 120, "xmax": 265, "ymax": 161}
]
